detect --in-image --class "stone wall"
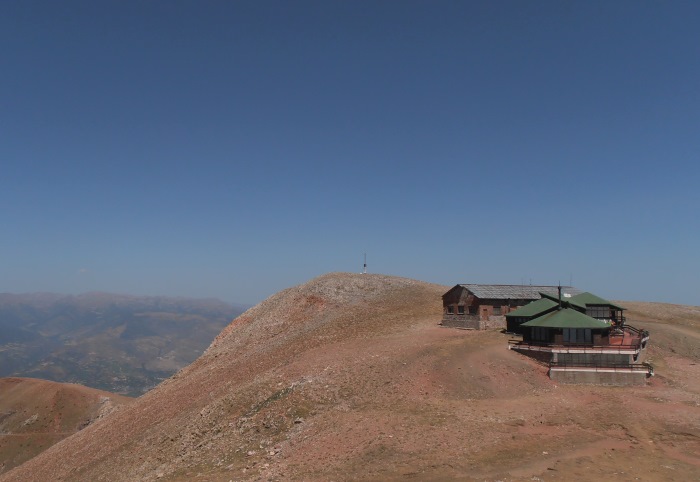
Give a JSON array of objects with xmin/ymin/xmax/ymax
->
[
  {"xmin": 441, "ymin": 314, "xmax": 480, "ymax": 330},
  {"xmin": 480, "ymin": 316, "xmax": 506, "ymax": 331},
  {"xmin": 441, "ymin": 315, "xmax": 506, "ymax": 330}
]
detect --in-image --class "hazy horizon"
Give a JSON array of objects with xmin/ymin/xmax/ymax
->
[{"xmin": 2, "ymin": 1, "xmax": 699, "ymax": 306}]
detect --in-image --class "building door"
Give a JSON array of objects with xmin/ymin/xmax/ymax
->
[{"xmin": 481, "ymin": 308, "xmax": 488, "ymax": 320}]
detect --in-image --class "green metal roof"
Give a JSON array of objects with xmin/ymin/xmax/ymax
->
[
  {"xmin": 568, "ymin": 292, "xmax": 625, "ymax": 310},
  {"xmin": 521, "ymin": 308, "xmax": 611, "ymax": 329},
  {"xmin": 505, "ymin": 298, "xmax": 558, "ymax": 318}
]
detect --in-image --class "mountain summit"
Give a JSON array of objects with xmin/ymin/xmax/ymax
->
[{"xmin": 2, "ymin": 273, "xmax": 699, "ymax": 481}]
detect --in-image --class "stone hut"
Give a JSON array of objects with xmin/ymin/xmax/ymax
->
[{"xmin": 441, "ymin": 284, "xmax": 580, "ymax": 330}]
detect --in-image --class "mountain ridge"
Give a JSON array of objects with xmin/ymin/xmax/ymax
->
[
  {"xmin": 2, "ymin": 273, "xmax": 699, "ymax": 481},
  {"xmin": 0, "ymin": 377, "xmax": 133, "ymax": 474}
]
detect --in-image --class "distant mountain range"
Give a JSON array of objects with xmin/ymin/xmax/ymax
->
[{"xmin": 0, "ymin": 293, "xmax": 247, "ymax": 396}]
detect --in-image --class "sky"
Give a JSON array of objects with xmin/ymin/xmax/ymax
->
[{"xmin": 1, "ymin": 1, "xmax": 699, "ymax": 306}]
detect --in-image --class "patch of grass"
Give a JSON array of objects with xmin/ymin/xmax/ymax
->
[{"xmin": 245, "ymin": 385, "xmax": 296, "ymax": 417}]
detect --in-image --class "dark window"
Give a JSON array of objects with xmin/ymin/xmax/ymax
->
[
  {"xmin": 447, "ymin": 305, "xmax": 454, "ymax": 314},
  {"xmin": 458, "ymin": 305, "xmax": 465, "ymax": 315},
  {"xmin": 468, "ymin": 306, "xmax": 477, "ymax": 315},
  {"xmin": 563, "ymin": 328, "xmax": 592, "ymax": 344},
  {"xmin": 586, "ymin": 306, "xmax": 611, "ymax": 319},
  {"xmin": 532, "ymin": 327, "xmax": 548, "ymax": 341},
  {"xmin": 493, "ymin": 305, "xmax": 502, "ymax": 315}
]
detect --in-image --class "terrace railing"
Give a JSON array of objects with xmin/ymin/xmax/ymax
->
[
  {"xmin": 509, "ymin": 324, "xmax": 649, "ymax": 353},
  {"xmin": 510, "ymin": 343, "xmax": 645, "ymax": 356},
  {"xmin": 549, "ymin": 360, "xmax": 654, "ymax": 377},
  {"xmin": 509, "ymin": 339, "xmax": 643, "ymax": 352}
]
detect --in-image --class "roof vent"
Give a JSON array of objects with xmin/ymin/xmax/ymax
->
[{"xmin": 557, "ymin": 285, "xmax": 562, "ymax": 310}]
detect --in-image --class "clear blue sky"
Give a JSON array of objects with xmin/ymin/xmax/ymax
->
[{"xmin": 2, "ymin": 1, "xmax": 699, "ymax": 305}]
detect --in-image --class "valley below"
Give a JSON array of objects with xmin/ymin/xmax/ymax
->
[{"xmin": 0, "ymin": 293, "xmax": 246, "ymax": 396}]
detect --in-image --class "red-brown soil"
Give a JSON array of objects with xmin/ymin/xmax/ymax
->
[
  {"xmin": 0, "ymin": 377, "xmax": 133, "ymax": 474},
  {"xmin": 1, "ymin": 273, "xmax": 699, "ymax": 481}
]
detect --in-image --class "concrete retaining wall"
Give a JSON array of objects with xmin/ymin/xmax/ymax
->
[
  {"xmin": 549, "ymin": 369, "xmax": 648, "ymax": 386},
  {"xmin": 555, "ymin": 353, "xmax": 634, "ymax": 365}
]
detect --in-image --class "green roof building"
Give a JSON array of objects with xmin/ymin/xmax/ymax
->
[
  {"xmin": 509, "ymin": 298, "xmax": 652, "ymax": 386},
  {"xmin": 504, "ymin": 298, "xmax": 559, "ymax": 334},
  {"xmin": 521, "ymin": 308, "xmax": 611, "ymax": 329},
  {"xmin": 506, "ymin": 290, "xmax": 626, "ymax": 334}
]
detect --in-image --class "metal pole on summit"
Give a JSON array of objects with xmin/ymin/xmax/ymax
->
[{"xmin": 363, "ymin": 253, "xmax": 367, "ymax": 274}]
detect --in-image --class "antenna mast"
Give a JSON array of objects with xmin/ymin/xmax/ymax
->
[{"xmin": 362, "ymin": 253, "xmax": 367, "ymax": 274}]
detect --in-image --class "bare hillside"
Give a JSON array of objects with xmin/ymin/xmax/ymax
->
[
  {"xmin": 0, "ymin": 378, "xmax": 133, "ymax": 474},
  {"xmin": 2, "ymin": 273, "xmax": 699, "ymax": 481}
]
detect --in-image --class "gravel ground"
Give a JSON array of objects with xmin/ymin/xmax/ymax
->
[{"xmin": 2, "ymin": 273, "xmax": 699, "ymax": 481}]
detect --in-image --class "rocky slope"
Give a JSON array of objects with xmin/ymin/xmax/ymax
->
[
  {"xmin": 0, "ymin": 378, "xmax": 133, "ymax": 474},
  {"xmin": 2, "ymin": 273, "xmax": 699, "ymax": 481}
]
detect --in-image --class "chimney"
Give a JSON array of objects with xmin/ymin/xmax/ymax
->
[{"xmin": 558, "ymin": 284, "xmax": 562, "ymax": 310}]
